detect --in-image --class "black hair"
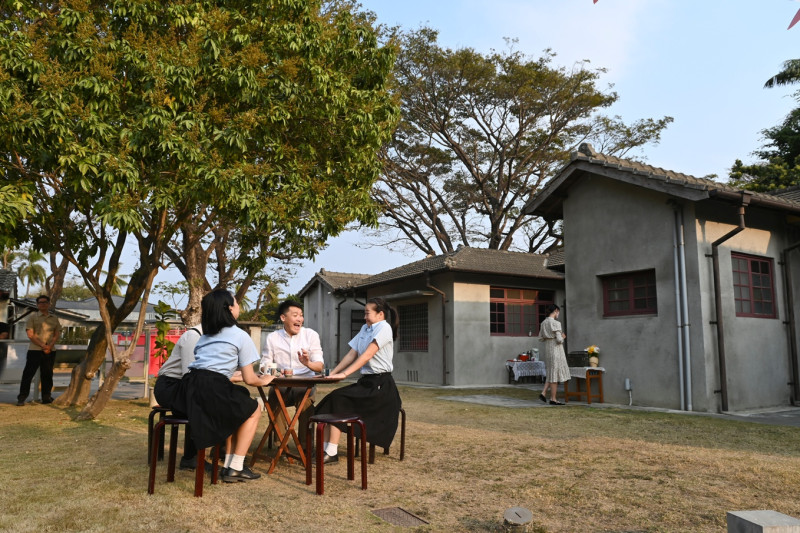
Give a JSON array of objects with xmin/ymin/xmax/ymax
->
[
  {"xmin": 367, "ymin": 297, "xmax": 399, "ymax": 340},
  {"xmin": 36, "ymin": 295, "xmax": 50, "ymax": 303},
  {"xmin": 277, "ymin": 299, "xmax": 303, "ymax": 320},
  {"xmin": 201, "ymin": 289, "xmax": 238, "ymax": 336},
  {"xmin": 545, "ymin": 303, "xmax": 560, "ymax": 315}
]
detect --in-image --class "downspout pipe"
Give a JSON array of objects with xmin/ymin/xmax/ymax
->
[
  {"xmin": 781, "ymin": 239, "xmax": 800, "ymax": 404},
  {"xmin": 677, "ymin": 207, "xmax": 693, "ymax": 411},
  {"xmin": 425, "ymin": 272, "xmax": 448, "ymax": 386},
  {"xmin": 709, "ymin": 192, "xmax": 750, "ymax": 412},
  {"xmin": 672, "ymin": 205, "xmax": 686, "ymax": 411},
  {"xmin": 335, "ymin": 294, "xmax": 348, "ymax": 365}
]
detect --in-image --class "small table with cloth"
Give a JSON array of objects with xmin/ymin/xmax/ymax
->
[
  {"xmin": 564, "ymin": 367, "xmax": 605, "ymax": 404},
  {"xmin": 505, "ymin": 360, "xmax": 546, "ymax": 384},
  {"xmin": 251, "ymin": 375, "xmax": 342, "ymax": 474}
]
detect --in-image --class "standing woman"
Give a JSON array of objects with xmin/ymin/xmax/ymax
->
[
  {"xmin": 176, "ymin": 289, "xmax": 274, "ymax": 482},
  {"xmin": 314, "ymin": 297, "xmax": 402, "ymax": 463},
  {"xmin": 538, "ymin": 304, "xmax": 570, "ymax": 405}
]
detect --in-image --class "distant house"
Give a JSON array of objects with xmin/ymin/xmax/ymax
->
[
  {"xmin": 300, "ymin": 248, "xmax": 565, "ymax": 386},
  {"xmin": 524, "ymin": 143, "xmax": 800, "ymax": 413}
]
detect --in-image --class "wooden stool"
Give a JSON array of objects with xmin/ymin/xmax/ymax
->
[
  {"xmin": 147, "ymin": 417, "xmax": 222, "ymax": 497},
  {"xmin": 147, "ymin": 406, "xmax": 171, "ymax": 464},
  {"xmin": 360, "ymin": 407, "xmax": 406, "ymax": 464},
  {"xmin": 305, "ymin": 413, "xmax": 367, "ymax": 495}
]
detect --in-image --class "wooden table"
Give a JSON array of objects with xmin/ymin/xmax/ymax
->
[
  {"xmin": 564, "ymin": 367, "xmax": 605, "ymax": 404},
  {"xmin": 251, "ymin": 375, "xmax": 342, "ymax": 474}
]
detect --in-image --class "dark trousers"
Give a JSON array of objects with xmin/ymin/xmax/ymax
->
[{"xmin": 18, "ymin": 350, "xmax": 56, "ymax": 402}]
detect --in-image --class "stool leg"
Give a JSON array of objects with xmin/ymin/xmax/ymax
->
[
  {"xmin": 167, "ymin": 424, "xmax": 179, "ymax": 482},
  {"xmin": 356, "ymin": 419, "xmax": 367, "ymax": 490},
  {"xmin": 369, "ymin": 444, "xmax": 376, "ymax": 464},
  {"xmin": 399, "ymin": 408, "xmax": 406, "ymax": 461},
  {"xmin": 148, "ymin": 420, "xmax": 167, "ymax": 494},
  {"xmin": 158, "ymin": 412, "xmax": 166, "ymax": 461},
  {"xmin": 194, "ymin": 448, "xmax": 205, "ymax": 497},
  {"xmin": 211, "ymin": 444, "xmax": 221, "ymax": 485},
  {"xmin": 305, "ymin": 421, "xmax": 314, "ymax": 487},
  {"xmin": 346, "ymin": 424, "xmax": 355, "ymax": 481},
  {"xmin": 315, "ymin": 422, "xmax": 325, "ymax": 495}
]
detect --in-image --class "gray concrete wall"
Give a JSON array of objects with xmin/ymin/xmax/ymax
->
[
  {"xmin": 693, "ymin": 202, "xmax": 794, "ymax": 411},
  {"xmin": 563, "ymin": 176, "xmax": 687, "ymax": 408},
  {"xmin": 561, "ymin": 174, "xmax": 796, "ymax": 412}
]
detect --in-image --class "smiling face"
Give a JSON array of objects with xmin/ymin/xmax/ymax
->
[
  {"xmin": 363, "ymin": 303, "xmax": 385, "ymax": 327},
  {"xmin": 281, "ymin": 305, "xmax": 304, "ymax": 336}
]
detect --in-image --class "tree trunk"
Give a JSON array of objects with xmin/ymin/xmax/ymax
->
[
  {"xmin": 75, "ymin": 359, "xmax": 131, "ymax": 421},
  {"xmin": 53, "ymin": 327, "xmax": 110, "ymax": 406},
  {"xmin": 46, "ymin": 252, "xmax": 69, "ymax": 306}
]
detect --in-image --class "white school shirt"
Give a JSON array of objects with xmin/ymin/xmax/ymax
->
[
  {"xmin": 349, "ymin": 320, "xmax": 393, "ymax": 374},
  {"xmin": 260, "ymin": 327, "xmax": 323, "ymax": 377}
]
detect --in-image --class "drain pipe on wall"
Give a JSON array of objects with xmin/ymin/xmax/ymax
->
[
  {"xmin": 425, "ymin": 272, "xmax": 449, "ymax": 386},
  {"xmin": 781, "ymin": 239, "xmax": 800, "ymax": 405},
  {"xmin": 671, "ymin": 204, "xmax": 686, "ymax": 411},
  {"xmin": 671, "ymin": 203, "xmax": 693, "ymax": 410},
  {"xmin": 335, "ymin": 295, "xmax": 348, "ymax": 365},
  {"xmin": 708, "ymin": 192, "xmax": 751, "ymax": 412}
]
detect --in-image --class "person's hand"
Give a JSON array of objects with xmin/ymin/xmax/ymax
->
[
  {"xmin": 329, "ymin": 372, "xmax": 347, "ymax": 380},
  {"xmin": 298, "ymin": 349, "xmax": 310, "ymax": 367},
  {"xmin": 260, "ymin": 373, "xmax": 275, "ymax": 386},
  {"xmin": 43, "ymin": 346, "xmax": 51, "ymax": 354}
]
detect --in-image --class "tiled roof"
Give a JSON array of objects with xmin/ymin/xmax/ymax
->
[
  {"xmin": 770, "ymin": 185, "xmax": 800, "ymax": 203},
  {"xmin": 0, "ymin": 268, "xmax": 16, "ymax": 293},
  {"xmin": 356, "ymin": 247, "xmax": 563, "ymax": 289},
  {"xmin": 526, "ymin": 143, "xmax": 800, "ymax": 217},
  {"xmin": 297, "ymin": 269, "xmax": 371, "ymax": 297},
  {"xmin": 545, "ymin": 249, "xmax": 565, "ymax": 271}
]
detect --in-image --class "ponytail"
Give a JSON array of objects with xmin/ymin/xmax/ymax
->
[{"xmin": 368, "ymin": 297, "xmax": 399, "ymax": 340}]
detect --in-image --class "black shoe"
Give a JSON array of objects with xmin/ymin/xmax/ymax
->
[
  {"xmin": 549, "ymin": 400, "xmax": 565, "ymax": 405},
  {"xmin": 223, "ymin": 466, "xmax": 261, "ymax": 483},
  {"xmin": 322, "ymin": 453, "xmax": 339, "ymax": 464},
  {"xmin": 41, "ymin": 397, "xmax": 54, "ymax": 404},
  {"xmin": 539, "ymin": 394, "xmax": 547, "ymax": 403},
  {"xmin": 179, "ymin": 457, "xmax": 215, "ymax": 473},
  {"xmin": 16, "ymin": 400, "xmax": 25, "ymax": 406},
  {"xmin": 218, "ymin": 467, "xmax": 228, "ymax": 478}
]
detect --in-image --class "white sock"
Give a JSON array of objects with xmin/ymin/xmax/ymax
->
[
  {"xmin": 223, "ymin": 454, "xmax": 234, "ymax": 468},
  {"xmin": 230, "ymin": 454, "xmax": 245, "ymax": 471},
  {"xmin": 324, "ymin": 442, "xmax": 338, "ymax": 456}
]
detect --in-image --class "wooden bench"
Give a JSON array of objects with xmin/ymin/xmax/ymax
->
[{"xmin": 564, "ymin": 367, "xmax": 604, "ymax": 404}]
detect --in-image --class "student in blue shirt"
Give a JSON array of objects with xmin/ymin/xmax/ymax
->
[
  {"xmin": 314, "ymin": 297, "xmax": 402, "ymax": 464},
  {"xmin": 175, "ymin": 289, "xmax": 274, "ymax": 482}
]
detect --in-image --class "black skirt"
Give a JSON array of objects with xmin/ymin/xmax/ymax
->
[
  {"xmin": 314, "ymin": 373, "xmax": 402, "ymax": 449},
  {"xmin": 173, "ymin": 368, "xmax": 258, "ymax": 449}
]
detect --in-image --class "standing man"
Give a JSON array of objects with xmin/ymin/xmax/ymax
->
[
  {"xmin": 261, "ymin": 300, "xmax": 323, "ymax": 444},
  {"xmin": 17, "ymin": 295, "xmax": 62, "ymax": 405}
]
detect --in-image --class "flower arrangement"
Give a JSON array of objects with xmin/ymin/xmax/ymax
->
[{"xmin": 585, "ymin": 345, "xmax": 600, "ymax": 357}]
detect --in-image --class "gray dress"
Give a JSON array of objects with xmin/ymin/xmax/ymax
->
[{"xmin": 539, "ymin": 317, "xmax": 570, "ymax": 383}]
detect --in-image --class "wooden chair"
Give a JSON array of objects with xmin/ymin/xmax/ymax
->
[
  {"xmin": 305, "ymin": 413, "xmax": 367, "ymax": 495},
  {"xmin": 147, "ymin": 417, "xmax": 222, "ymax": 497}
]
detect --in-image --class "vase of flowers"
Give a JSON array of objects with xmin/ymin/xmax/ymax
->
[{"xmin": 586, "ymin": 345, "xmax": 600, "ymax": 367}]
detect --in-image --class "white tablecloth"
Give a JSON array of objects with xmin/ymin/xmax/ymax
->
[
  {"xmin": 506, "ymin": 360, "xmax": 546, "ymax": 380},
  {"xmin": 568, "ymin": 366, "xmax": 606, "ymax": 379}
]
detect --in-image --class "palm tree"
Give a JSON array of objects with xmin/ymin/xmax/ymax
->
[
  {"xmin": 100, "ymin": 268, "xmax": 130, "ymax": 296},
  {"xmin": 764, "ymin": 59, "xmax": 800, "ymax": 88},
  {"xmin": 17, "ymin": 247, "xmax": 47, "ymax": 297}
]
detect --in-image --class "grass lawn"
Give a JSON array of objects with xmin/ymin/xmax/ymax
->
[{"xmin": 2, "ymin": 384, "xmax": 799, "ymax": 532}]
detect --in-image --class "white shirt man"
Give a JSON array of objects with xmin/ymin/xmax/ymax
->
[{"xmin": 260, "ymin": 300, "xmax": 323, "ymax": 442}]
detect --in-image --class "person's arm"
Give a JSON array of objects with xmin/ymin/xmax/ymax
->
[
  {"xmin": 240, "ymin": 363, "xmax": 274, "ymax": 387},
  {"xmin": 27, "ymin": 328, "xmax": 47, "ymax": 350},
  {"xmin": 298, "ymin": 330, "xmax": 323, "ymax": 372},
  {"xmin": 329, "ymin": 341, "xmax": 379, "ymax": 380}
]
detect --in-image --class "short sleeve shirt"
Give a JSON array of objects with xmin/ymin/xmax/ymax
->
[
  {"xmin": 189, "ymin": 326, "xmax": 259, "ymax": 379},
  {"xmin": 158, "ymin": 326, "xmax": 202, "ymax": 379},
  {"xmin": 349, "ymin": 320, "xmax": 393, "ymax": 374},
  {"xmin": 26, "ymin": 312, "xmax": 62, "ymax": 351}
]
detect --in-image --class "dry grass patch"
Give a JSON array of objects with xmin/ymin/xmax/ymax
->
[{"xmin": 1, "ymin": 384, "xmax": 799, "ymax": 532}]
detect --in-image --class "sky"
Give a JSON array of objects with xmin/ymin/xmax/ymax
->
[{"xmin": 148, "ymin": 0, "xmax": 800, "ymax": 303}]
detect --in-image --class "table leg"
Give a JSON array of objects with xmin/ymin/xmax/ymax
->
[{"xmin": 267, "ymin": 386, "xmax": 313, "ymax": 474}]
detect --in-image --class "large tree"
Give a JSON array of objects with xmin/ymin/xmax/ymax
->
[
  {"xmin": 373, "ymin": 29, "xmax": 672, "ymax": 254},
  {"xmin": 0, "ymin": 0, "xmax": 397, "ymax": 419}
]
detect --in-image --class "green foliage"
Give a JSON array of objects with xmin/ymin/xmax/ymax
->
[
  {"xmin": 60, "ymin": 279, "xmax": 94, "ymax": 301},
  {"xmin": 729, "ymin": 106, "xmax": 800, "ymax": 191},
  {"xmin": 153, "ymin": 300, "xmax": 176, "ymax": 364},
  {"xmin": 376, "ymin": 28, "xmax": 672, "ymax": 254}
]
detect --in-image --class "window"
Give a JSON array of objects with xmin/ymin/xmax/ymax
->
[
  {"xmin": 732, "ymin": 253, "xmax": 776, "ymax": 318},
  {"xmin": 602, "ymin": 270, "xmax": 657, "ymax": 317},
  {"xmin": 398, "ymin": 303, "xmax": 428, "ymax": 351},
  {"xmin": 350, "ymin": 309, "xmax": 363, "ymax": 339},
  {"xmin": 490, "ymin": 288, "xmax": 554, "ymax": 336}
]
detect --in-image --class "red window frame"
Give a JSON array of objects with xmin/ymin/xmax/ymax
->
[
  {"xmin": 602, "ymin": 270, "xmax": 657, "ymax": 317},
  {"xmin": 490, "ymin": 288, "xmax": 554, "ymax": 337},
  {"xmin": 731, "ymin": 252, "xmax": 777, "ymax": 318}
]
